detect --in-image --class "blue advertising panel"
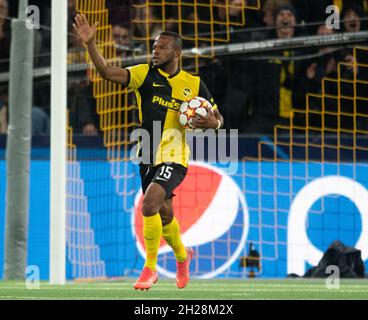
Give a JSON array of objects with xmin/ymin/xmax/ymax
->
[{"xmin": 0, "ymin": 158, "xmax": 367, "ymax": 280}]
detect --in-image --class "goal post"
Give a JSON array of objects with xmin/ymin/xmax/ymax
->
[{"xmin": 50, "ymin": 0, "xmax": 68, "ymax": 285}]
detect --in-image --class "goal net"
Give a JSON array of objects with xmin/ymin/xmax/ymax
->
[{"xmin": 62, "ymin": 0, "xmax": 368, "ymax": 281}]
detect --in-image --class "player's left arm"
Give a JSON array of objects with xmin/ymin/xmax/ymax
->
[{"xmin": 192, "ymin": 79, "xmax": 224, "ymax": 130}]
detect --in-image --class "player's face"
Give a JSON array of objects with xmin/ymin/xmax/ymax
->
[{"xmin": 152, "ymin": 36, "xmax": 179, "ymax": 67}]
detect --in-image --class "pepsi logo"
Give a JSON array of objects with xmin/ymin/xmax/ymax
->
[{"xmin": 132, "ymin": 162, "xmax": 249, "ymax": 279}]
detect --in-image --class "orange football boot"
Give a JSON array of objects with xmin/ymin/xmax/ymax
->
[
  {"xmin": 176, "ymin": 248, "xmax": 194, "ymax": 289},
  {"xmin": 134, "ymin": 266, "xmax": 158, "ymax": 290}
]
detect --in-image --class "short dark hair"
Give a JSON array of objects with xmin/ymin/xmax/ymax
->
[
  {"xmin": 273, "ymin": 3, "xmax": 298, "ymax": 20},
  {"xmin": 158, "ymin": 31, "xmax": 183, "ymax": 50},
  {"xmin": 342, "ymin": 4, "xmax": 365, "ymax": 19}
]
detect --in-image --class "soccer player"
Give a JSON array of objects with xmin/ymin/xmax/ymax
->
[{"xmin": 73, "ymin": 14, "xmax": 224, "ymax": 290}]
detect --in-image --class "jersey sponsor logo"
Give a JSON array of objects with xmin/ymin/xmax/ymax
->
[
  {"xmin": 152, "ymin": 95, "xmax": 181, "ymax": 111},
  {"xmin": 153, "ymin": 82, "xmax": 165, "ymax": 87},
  {"xmin": 133, "ymin": 162, "xmax": 249, "ymax": 279},
  {"xmin": 182, "ymin": 87, "xmax": 193, "ymax": 99}
]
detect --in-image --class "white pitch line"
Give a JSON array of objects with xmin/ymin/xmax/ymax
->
[
  {"xmin": 1, "ymin": 285, "xmax": 368, "ymax": 294},
  {"xmin": 1, "ymin": 288, "xmax": 368, "ymax": 294},
  {"xmin": 0, "ymin": 296, "xmax": 153, "ymax": 300},
  {"xmin": 0, "ymin": 296, "xmax": 211, "ymax": 301},
  {"xmin": 2, "ymin": 282, "xmax": 368, "ymax": 288},
  {"xmin": 2, "ymin": 284, "xmax": 366, "ymax": 290},
  {"xmin": 1, "ymin": 284, "xmax": 368, "ymax": 290}
]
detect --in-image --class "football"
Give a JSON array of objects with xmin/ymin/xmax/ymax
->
[{"xmin": 178, "ymin": 96, "xmax": 213, "ymax": 130}]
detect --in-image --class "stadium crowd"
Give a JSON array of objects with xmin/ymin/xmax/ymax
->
[{"xmin": 0, "ymin": 0, "xmax": 367, "ymax": 135}]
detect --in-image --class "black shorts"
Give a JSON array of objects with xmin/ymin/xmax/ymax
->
[{"xmin": 139, "ymin": 163, "xmax": 188, "ymax": 199}]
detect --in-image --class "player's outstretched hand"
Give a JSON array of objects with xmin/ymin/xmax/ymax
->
[{"xmin": 73, "ymin": 13, "xmax": 99, "ymax": 45}]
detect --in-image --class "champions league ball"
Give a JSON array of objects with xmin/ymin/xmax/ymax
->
[{"xmin": 178, "ymin": 96, "xmax": 213, "ymax": 130}]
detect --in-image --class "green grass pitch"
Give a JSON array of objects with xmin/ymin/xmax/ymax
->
[{"xmin": 1, "ymin": 279, "xmax": 368, "ymax": 300}]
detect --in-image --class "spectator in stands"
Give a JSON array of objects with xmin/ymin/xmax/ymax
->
[
  {"xmin": 252, "ymin": 0, "xmax": 308, "ymax": 40},
  {"xmin": 67, "ymin": 0, "xmax": 88, "ymax": 65},
  {"xmin": 32, "ymin": 106, "xmax": 50, "ymax": 135},
  {"xmin": 273, "ymin": 4, "xmax": 297, "ymax": 39},
  {"xmin": 293, "ymin": 25, "xmax": 338, "ymax": 129},
  {"xmin": 338, "ymin": 4, "xmax": 365, "ymax": 131},
  {"xmin": 68, "ymin": 79, "xmax": 99, "ymax": 136},
  {"xmin": 261, "ymin": 0, "xmax": 291, "ymax": 28},
  {"xmin": 290, "ymin": 1, "xmax": 367, "ymax": 31},
  {"xmin": 113, "ymin": 24, "xmax": 133, "ymax": 59},
  {"xmin": 335, "ymin": 5, "xmax": 363, "ymax": 77},
  {"xmin": 331, "ymin": 0, "xmax": 368, "ymax": 16},
  {"xmin": 295, "ymin": 25, "xmax": 337, "ymax": 104},
  {"xmin": 211, "ymin": 0, "xmax": 262, "ymax": 42},
  {"xmin": 0, "ymin": 0, "xmax": 10, "ymax": 73},
  {"xmin": 294, "ymin": 23, "xmax": 359, "ymax": 130},
  {"xmin": 341, "ymin": 4, "xmax": 364, "ymax": 32},
  {"xmin": 68, "ymin": 29, "xmax": 86, "ymax": 65},
  {"xmin": 250, "ymin": 3, "xmax": 301, "ymax": 134},
  {"xmin": 0, "ymin": 84, "xmax": 50, "ymax": 135},
  {"xmin": 67, "ymin": 12, "xmax": 98, "ymax": 136},
  {"xmin": 133, "ymin": 5, "xmax": 162, "ymax": 53},
  {"xmin": 204, "ymin": 0, "xmax": 256, "ymax": 131}
]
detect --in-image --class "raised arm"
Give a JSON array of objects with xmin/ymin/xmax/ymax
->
[{"xmin": 73, "ymin": 14, "xmax": 129, "ymax": 85}]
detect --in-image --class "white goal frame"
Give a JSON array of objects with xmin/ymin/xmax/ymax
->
[{"xmin": 49, "ymin": 0, "xmax": 67, "ymax": 285}]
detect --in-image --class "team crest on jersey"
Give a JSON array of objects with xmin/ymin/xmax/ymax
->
[{"xmin": 182, "ymin": 87, "xmax": 192, "ymax": 99}]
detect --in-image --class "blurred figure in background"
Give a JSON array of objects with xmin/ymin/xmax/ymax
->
[
  {"xmin": 251, "ymin": 3, "xmax": 300, "ymax": 134},
  {"xmin": 67, "ymin": 29, "xmax": 99, "ymax": 137},
  {"xmin": 133, "ymin": 5, "xmax": 162, "ymax": 53},
  {"xmin": 67, "ymin": 0, "xmax": 98, "ymax": 136},
  {"xmin": 293, "ymin": 25, "xmax": 338, "ymax": 127},
  {"xmin": 295, "ymin": 25, "xmax": 337, "ymax": 105},
  {"xmin": 0, "ymin": 84, "xmax": 50, "ymax": 135},
  {"xmin": 209, "ymin": 0, "xmax": 257, "ymax": 131},
  {"xmin": 68, "ymin": 78, "xmax": 99, "ymax": 136},
  {"xmin": 261, "ymin": 0, "xmax": 291, "ymax": 28},
  {"xmin": 336, "ymin": 4, "xmax": 363, "ymax": 75},
  {"xmin": 113, "ymin": 24, "xmax": 133, "ymax": 59},
  {"xmin": 68, "ymin": 25, "xmax": 86, "ymax": 64},
  {"xmin": 341, "ymin": 4, "xmax": 365, "ymax": 32},
  {"xmin": 32, "ymin": 105, "xmax": 50, "ymax": 135},
  {"xmin": 332, "ymin": 0, "xmax": 368, "ymax": 16}
]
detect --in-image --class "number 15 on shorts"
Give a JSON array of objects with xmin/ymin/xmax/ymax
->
[{"xmin": 158, "ymin": 165, "xmax": 173, "ymax": 181}]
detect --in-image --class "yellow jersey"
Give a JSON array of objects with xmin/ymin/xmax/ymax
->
[{"xmin": 126, "ymin": 64, "xmax": 217, "ymax": 167}]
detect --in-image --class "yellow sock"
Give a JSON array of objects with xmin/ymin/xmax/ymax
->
[
  {"xmin": 162, "ymin": 217, "xmax": 187, "ymax": 262},
  {"xmin": 143, "ymin": 214, "xmax": 162, "ymax": 271}
]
